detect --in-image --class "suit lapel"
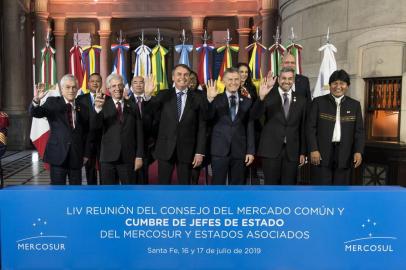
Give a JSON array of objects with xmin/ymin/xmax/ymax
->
[
  {"xmin": 74, "ymin": 99, "xmax": 81, "ymax": 129},
  {"xmin": 235, "ymin": 95, "xmax": 247, "ymax": 121},
  {"xmin": 106, "ymin": 97, "xmax": 117, "ymax": 120},
  {"xmin": 287, "ymin": 93, "xmax": 297, "ymax": 122},
  {"xmin": 181, "ymin": 90, "xmax": 192, "ymax": 122},
  {"xmin": 169, "ymin": 89, "xmax": 179, "ymax": 122},
  {"xmin": 270, "ymin": 90, "xmax": 286, "ymax": 122},
  {"xmin": 122, "ymin": 99, "xmax": 132, "ymax": 125},
  {"xmin": 219, "ymin": 93, "xmax": 233, "ymax": 122},
  {"xmin": 58, "ymin": 97, "xmax": 72, "ymax": 129}
]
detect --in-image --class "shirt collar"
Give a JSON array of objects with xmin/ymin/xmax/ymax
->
[
  {"xmin": 278, "ymin": 87, "xmax": 292, "ymax": 97},
  {"xmin": 175, "ymin": 87, "xmax": 188, "ymax": 95},
  {"xmin": 134, "ymin": 93, "xmax": 145, "ymax": 100},
  {"xmin": 332, "ymin": 94, "xmax": 345, "ymax": 104},
  {"xmin": 63, "ymin": 97, "xmax": 74, "ymax": 107},
  {"xmin": 112, "ymin": 97, "xmax": 124, "ymax": 104},
  {"xmin": 225, "ymin": 90, "xmax": 239, "ymax": 99}
]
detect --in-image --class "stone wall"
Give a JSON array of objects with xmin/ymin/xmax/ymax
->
[{"xmin": 279, "ymin": 0, "xmax": 406, "ymax": 141}]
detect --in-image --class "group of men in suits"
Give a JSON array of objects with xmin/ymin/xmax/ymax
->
[{"xmin": 31, "ymin": 53, "xmax": 364, "ymax": 186}]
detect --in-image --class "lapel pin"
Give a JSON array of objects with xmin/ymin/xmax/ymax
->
[
  {"xmin": 293, "ymin": 97, "xmax": 296, "ymax": 102},
  {"xmin": 347, "ymin": 111, "xmax": 350, "ymax": 113},
  {"xmin": 240, "ymin": 98, "xmax": 243, "ymax": 102}
]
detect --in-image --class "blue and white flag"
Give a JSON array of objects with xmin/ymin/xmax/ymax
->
[{"xmin": 313, "ymin": 43, "xmax": 337, "ymax": 98}]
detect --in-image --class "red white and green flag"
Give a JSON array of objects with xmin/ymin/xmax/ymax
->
[{"xmin": 40, "ymin": 46, "xmax": 57, "ymax": 90}]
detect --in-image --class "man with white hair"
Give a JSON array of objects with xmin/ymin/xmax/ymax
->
[
  {"xmin": 30, "ymin": 74, "xmax": 87, "ymax": 185},
  {"xmin": 93, "ymin": 73, "xmax": 144, "ymax": 184}
]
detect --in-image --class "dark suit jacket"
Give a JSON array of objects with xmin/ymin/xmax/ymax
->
[
  {"xmin": 129, "ymin": 94, "xmax": 158, "ymax": 162},
  {"xmin": 274, "ymin": 74, "xmax": 311, "ymax": 103},
  {"xmin": 208, "ymin": 92, "xmax": 255, "ymax": 159},
  {"xmin": 307, "ymin": 94, "xmax": 364, "ymax": 168},
  {"xmin": 91, "ymin": 96, "xmax": 144, "ymax": 164},
  {"xmin": 76, "ymin": 93, "xmax": 102, "ymax": 158},
  {"xmin": 30, "ymin": 96, "xmax": 86, "ymax": 168},
  {"xmin": 251, "ymin": 89, "xmax": 307, "ymax": 162},
  {"xmin": 152, "ymin": 88, "xmax": 206, "ymax": 163}
]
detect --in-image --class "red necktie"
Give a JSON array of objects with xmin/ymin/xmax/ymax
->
[
  {"xmin": 116, "ymin": 101, "xmax": 123, "ymax": 123},
  {"xmin": 66, "ymin": 103, "xmax": 74, "ymax": 129}
]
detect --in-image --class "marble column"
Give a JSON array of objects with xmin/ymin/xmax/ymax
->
[
  {"xmin": 191, "ymin": 16, "xmax": 205, "ymax": 74},
  {"xmin": 34, "ymin": 0, "xmax": 49, "ymax": 83},
  {"xmin": 53, "ymin": 17, "xmax": 66, "ymax": 80},
  {"xmin": 98, "ymin": 17, "xmax": 111, "ymax": 85},
  {"xmin": 260, "ymin": 0, "xmax": 278, "ymax": 73},
  {"xmin": 236, "ymin": 16, "xmax": 251, "ymax": 64},
  {"xmin": 2, "ymin": 0, "xmax": 31, "ymax": 149}
]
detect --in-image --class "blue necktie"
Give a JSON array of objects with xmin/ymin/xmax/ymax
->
[
  {"xmin": 229, "ymin": 95, "xmax": 237, "ymax": 121},
  {"xmin": 177, "ymin": 91, "xmax": 185, "ymax": 121}
]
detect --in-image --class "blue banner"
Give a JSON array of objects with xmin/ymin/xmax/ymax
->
[{"xmin": 1, "ymin": 186, "xmax": 405, "ymax": 269}]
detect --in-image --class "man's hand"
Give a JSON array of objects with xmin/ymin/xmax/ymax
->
[
  {"xmin": 259, "ymin": 76, "xmax": 275, "ymax": 101},
  {"xmin": 206, "ymin": 79, "xmax": 218, "ymax": 102},
  {"xmin": 353, "ymin": 152, "xmax": 362, "ymax": 168},
  {"xmin": 123, "ymin": 87, "xmax": 131, "ymax": 100},
  {"xmin": 299, "ymin": 155, "xmax": 306, "ymax": 167},
  {"xmin": 310, "ymin": 151, "xmax": 321, "ymax": 166},
  {"xmin": 245, "ymin": 154, "xmax": 254, "ymax": 166},
  {"xmin": 94, "ymin": 92, "xmax": 106, "ymax": 110},
  {"xmin": 33, "ymin": 83, "xmax": 48, "ymax": 103},
  {"xmin": 144, "ymin": 75, "xmax": 156, "ymax": 97},
  {"xmin": 266, "ymin": 71, "xmax": 278, "ymax": 89},
  {"xmin": 192, "ymin": 154, "xmax": 203, "ymax": 168},
  {"xmin": 83, "ymin": 157, "xmax": 89, "ymax": 166},
  {"xmin": 134, "ymin": 158, "xmax": 143, "ymax": 171}
]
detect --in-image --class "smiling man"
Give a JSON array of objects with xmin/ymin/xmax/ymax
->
[
  {"xmin": 145, "ymin": 64, "xmax": 207, "ymax": 185},
  {"xmin": 307, "ymin": 69, "xmax": 364, "ymax": 185},
  {"xmin": 205, "ymin": 67, "xmax": 255, "ymax": 185},
  {"xmin": 251, "ymin": 67, "xmax": 307, "ymax": 185},
  {"xmin": 92, "ymin": 74, "xmax": 144, "ymax": 185},
  {"xmin": 76, "ymin": 73, "xmax": 103, "ymax": 185},
  {"xmin": 30, "ymin": 74, "xmax": 87, "ymax": 185}
]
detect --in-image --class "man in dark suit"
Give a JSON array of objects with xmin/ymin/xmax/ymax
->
[
  {"xmin": 30, "ymin": 74, "xmax": 86, "ymax": 185},
  {"xmin": 93, "ymin": 74, "xmax": 144, "ymax": 185},
  {"xmin": 307, "ymin": 69, "xmax": 364, "ymax": 185},
  {"xmin": 251, "ymin": 67, "xmax": 307, "ymax": 185},
  {"xmin": 206, "ymin": 68, "xmax": 255, "ymax": 185},
  {"xmin": 144, "ymin": 64, "xmax": 206, "ymax": 185},
  {"xmin": 76, "ymin": 73, "xmax": 102, "ymax": 185},
  {"xmin": 127, "ymin": 75, "xmax": 157, "ymax": 184}
]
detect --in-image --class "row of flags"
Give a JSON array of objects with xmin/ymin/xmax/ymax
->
[{"xmin": 30, "ymin": 28, "xmax": 338, "ymax": 168}]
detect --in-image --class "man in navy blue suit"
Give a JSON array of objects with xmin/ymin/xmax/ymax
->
[
  {"xmin": 30, "ymin": 74, "xmax": 86, "ymax": 185},
  {"xmin": 206, "ymin": 68, "xmax": 255, "ymax": 185}
]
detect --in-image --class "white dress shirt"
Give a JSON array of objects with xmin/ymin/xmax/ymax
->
[
  {"xmin": 175, "ymin": 88, "xmax": 188, "ymax": 120},
  {"xmin": 225, "ymin": 91, "xmax": 239, "ymax": 114},
  {"xmin": 278, "ymin": 87, "xmax": 292, "ymax": 106},
  {"xmin": 332, "ymin": 95, "xmax": 344, "ymax": 142}
]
